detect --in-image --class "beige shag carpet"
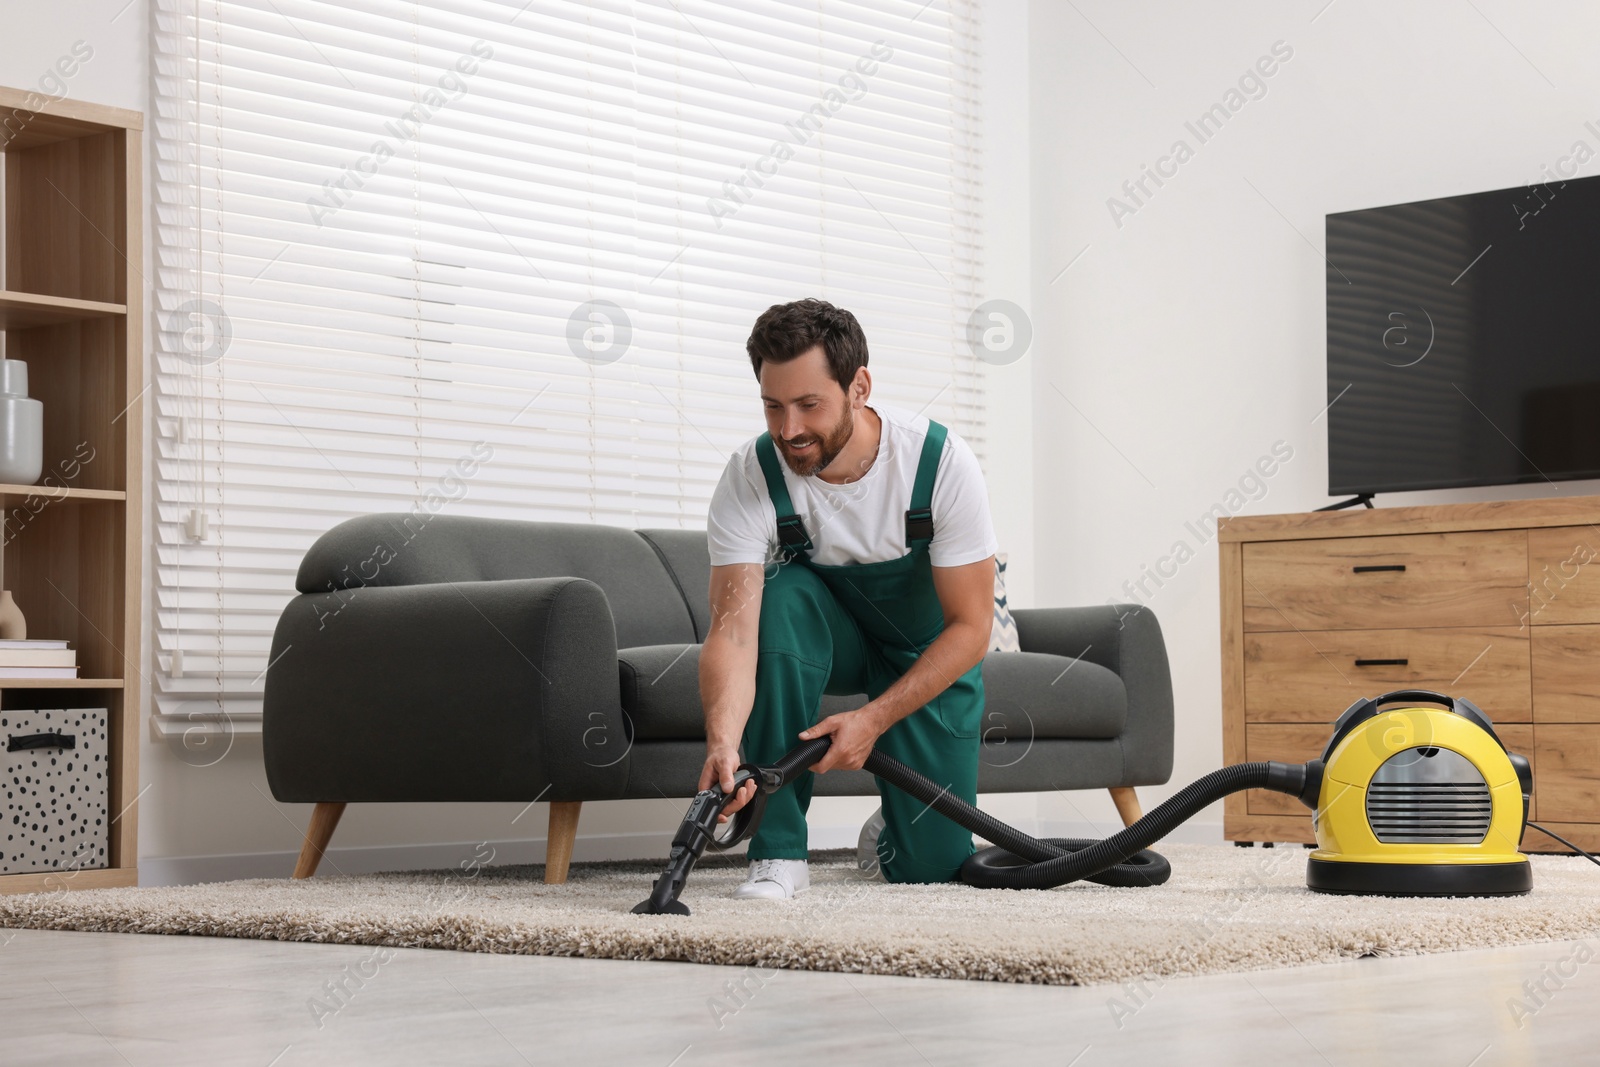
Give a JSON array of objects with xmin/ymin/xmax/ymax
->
[{"xmin": 4, "ymin": 845, "xmax": 1599, "ymax": 986}]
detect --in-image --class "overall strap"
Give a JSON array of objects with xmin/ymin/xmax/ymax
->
[
  {"xmin": 755, "ymin": 432, "xmax": 813, "ymax": 553},
  {"xmin": 906, "ymin": 419, "xmax": 947, "ymax": 546}
]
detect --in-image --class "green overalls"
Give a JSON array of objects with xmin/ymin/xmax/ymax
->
[{"xmin": 742, "ymin": 418, "xmax": 986, "ymax": 884}]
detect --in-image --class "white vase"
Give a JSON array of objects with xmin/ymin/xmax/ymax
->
[{"xmin": 0, "ymin": 359, "xmax": 43, "ymax": 485}]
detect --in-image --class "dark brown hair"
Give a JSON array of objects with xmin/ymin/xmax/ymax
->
[{"xmin": 746, "ymin": 298, "xmax": 868, "ymax": 395}]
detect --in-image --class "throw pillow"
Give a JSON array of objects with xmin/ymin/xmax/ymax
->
[{"xmin": 990, "ymin": 552, "xmax": 1021, "ymax": 653}]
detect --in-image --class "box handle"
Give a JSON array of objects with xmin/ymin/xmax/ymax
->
[
  {"xmin": 1352, "ymin": 564, "xmax": 1406, "ymax": 573},
  {"xmin": 7, "ymin": 732, "xmax": 77, "ymax": 752},
  {"xmin": 1354, "ymin": 658, "xmax": 1409, "ymax": 667}
]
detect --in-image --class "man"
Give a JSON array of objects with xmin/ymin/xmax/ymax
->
[{"xmin": 700, "ymin": 297, "xmax": 999, "ymax": 899}]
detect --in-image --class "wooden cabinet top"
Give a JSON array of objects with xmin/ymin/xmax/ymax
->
[
  {"xmin": 1219, "ymin": 494, "xmax": 1600, "ymax": 543},
  {"xmin": 0, "ymin": 85, "xmax": 142, "ymax": 152}
]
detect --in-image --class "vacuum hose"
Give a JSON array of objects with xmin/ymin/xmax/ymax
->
[
  {"xmin": 866, "ymin": 749, "xmax": 1308, "ymax": 890},
  {"xmin": 632, "ymin": 736, "xmax": 1314, "ymax": 914}
]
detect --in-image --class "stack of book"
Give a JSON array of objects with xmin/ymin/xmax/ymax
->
[{"xmin": 0, "ymin": 638, "xmax": 78, "ymax": 679}]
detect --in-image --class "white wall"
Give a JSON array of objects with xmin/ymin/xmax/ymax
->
[
  {"xmin": 0, "ymin": 1, "xmax": 1039, "ymax": 881},
  {"xmin": 1029, "ymin": 0, "xmax": 1600, "ymax": 837},
  {"xmin": 38, "ymin": 0, "xmax": 1593, "ymax": 876},
  {"xmin": 0, "ymin": 1, "xmax": 146, "ymax": 115}
]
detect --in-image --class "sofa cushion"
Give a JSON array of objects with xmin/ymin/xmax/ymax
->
[
  {"xmin": 619, "ymin": 645, "xmax": 1125, "ymax": 743},
  {"xmin": 618, "ymin": 644, "xmax": 706, "ymax": 741}
]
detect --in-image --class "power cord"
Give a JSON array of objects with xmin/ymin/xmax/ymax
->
[{"xmin": 1526, "ymin": 822, "xmax": 1600, "ymax": 869}]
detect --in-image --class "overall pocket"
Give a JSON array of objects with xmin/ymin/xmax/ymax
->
[{"xmin": 930, "ymin": 665, "xmax": 984, "ymax": 739}]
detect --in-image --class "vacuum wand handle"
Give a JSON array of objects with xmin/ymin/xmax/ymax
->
[
  {"xmin": 754, "ymin": 735, "xmax": 832, "ymax": 791},
  {"xmin": 632, "ymin": 736, "xmax": 834, "ymax": 915},
  {"xmin": 634, "ymin": 769, "xmax": 756, "ymax": 915}
]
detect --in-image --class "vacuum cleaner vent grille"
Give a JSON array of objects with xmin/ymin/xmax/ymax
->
[{"xmin": 1365, "ymin": 747, "xmax": 1492, "ymax": 844}]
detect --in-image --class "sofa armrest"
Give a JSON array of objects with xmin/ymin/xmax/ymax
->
[
  {"xmin": 263, "ymin": 576, "xmax": 628, "ymax": 804},
  {"xmin": 1007, "ymin": 603, "xmax": 1174, "ymax": 786}
]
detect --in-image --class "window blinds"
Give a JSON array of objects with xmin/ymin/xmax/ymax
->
[{"xmin": 150, "ymin": 0, "xmax": 985, "ymax": 739}]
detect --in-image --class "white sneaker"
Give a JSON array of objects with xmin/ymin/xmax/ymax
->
[
  {"xmin": 733, "ymin": 858, "xmax": 810, "ymax": 899},
  {"xmin": 857, "ymin": 806, "xmax": 886, "ymax": 881}
]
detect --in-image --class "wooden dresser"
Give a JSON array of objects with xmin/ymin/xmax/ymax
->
[{"xmin": 1218, "ymin": 496, "xmax": 1600, "ymax": 850}]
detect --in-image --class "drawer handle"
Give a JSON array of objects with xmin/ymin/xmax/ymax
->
[
  {"xmin": 1354, "ymin": 658, "xmax": 1409, "ymax": 667},
  {"xmin": 7, "ymin": 732, "xmax": 76, "ymax": 752},
  {"xmin": 1352, "ymin": 564, "xmax": 1407, "ymax": 573}
]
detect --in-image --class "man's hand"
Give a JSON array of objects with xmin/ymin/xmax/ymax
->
[
  {"xmin": 799, "ymin": 706, "xmax": 887, "ymax": 773},
  {"xmin": 698, "ymin": 745, "xmax": 757, "ymax": 824}
]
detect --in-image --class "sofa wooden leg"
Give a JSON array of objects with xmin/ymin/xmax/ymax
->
[
  {"xmin": 544, "ymin": 801, "xmax": 582, "ymax": 884},
  {"xmin": 1109, "ymin": 787, "xmax": 1143, "ymax": 828},
  {"xmin": 293, "ymin": 802, "xmax": 346, "ymax": 879}
]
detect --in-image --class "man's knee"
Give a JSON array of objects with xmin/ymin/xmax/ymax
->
[
  {"xmin": 882, "ymin": 851, "xmax": 968, "ymax": 885},
  {"xmin": 876, "ymin": 829, "xmax": 972, "ymax": 885}
]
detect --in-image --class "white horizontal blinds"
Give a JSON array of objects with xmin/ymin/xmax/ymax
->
[{"xmin": 150, "ymin": 0, "xmax": 984, "ymax": 733}]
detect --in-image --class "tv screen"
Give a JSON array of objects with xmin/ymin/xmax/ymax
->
[{"xmin": 1325, "ymin": 172, "xmax": 1600, "ymax": 496}]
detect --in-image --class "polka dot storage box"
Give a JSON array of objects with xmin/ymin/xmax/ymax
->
[{"xmin": 1, "ymin": 708, "xmax": 109, "ymax": 875}]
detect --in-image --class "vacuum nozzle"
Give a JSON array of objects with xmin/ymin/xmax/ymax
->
[{"xmin": 631, "ymin": 739, "xmax": 835, "ymax": 916}]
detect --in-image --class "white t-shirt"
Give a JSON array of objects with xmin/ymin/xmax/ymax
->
[{"xmin": 706, "ymin": 402, "xmax": 999, "ymax": 568}]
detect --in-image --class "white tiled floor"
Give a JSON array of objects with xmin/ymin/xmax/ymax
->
[{"xmin": 0, "ymin": 925, "xmax": 1594, "ymax": 1065}]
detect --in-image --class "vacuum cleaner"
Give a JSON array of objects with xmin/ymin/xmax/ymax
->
[{"xmin": 634, "ymin": 689, "xmax": 1565, "ymax": 915}]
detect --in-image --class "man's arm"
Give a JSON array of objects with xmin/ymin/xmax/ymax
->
[
  {"xmin": 698, "ymin": 562, "xmax": 766, "ymax": 818},
  {"xmin": 802, "ymin": 554, "xmax": 996, "ymax": 773}
]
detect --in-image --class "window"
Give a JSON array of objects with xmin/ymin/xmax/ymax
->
[{"xmin": 150, "ymin": 0, "xmax": 985, "ymax": 738}]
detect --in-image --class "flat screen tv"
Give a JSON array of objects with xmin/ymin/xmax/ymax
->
[{"xmin": 1325, "ymin": 172, "xmax": 1600, "ymax": 498}]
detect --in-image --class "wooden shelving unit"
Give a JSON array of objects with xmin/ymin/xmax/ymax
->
[{"xmin": 0, "ymin": 86, "xmax": 143, "ymax": 893}]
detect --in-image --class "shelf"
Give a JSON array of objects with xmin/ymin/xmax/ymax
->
[
  {"xmin": 0, "ymin": 678, "xmax": 124, "ymax": 688},
  {"xmin": 0, "ymin": 290, "xmax": 126, "ymax": 330},
  {"xmin": 0, "ymin": 483, "xmax": 125, "ymax": 502},
  {"xmin": 0, "ymin": 866, "xmax": 138, "ymax": 895}
]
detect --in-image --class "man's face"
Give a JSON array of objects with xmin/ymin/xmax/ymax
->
[{"xmin": 759, "ymin": 344, "xmax": 858, "ymax": 477}]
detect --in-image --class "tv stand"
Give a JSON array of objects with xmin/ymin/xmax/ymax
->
[
  {"xmin": 1315, "ymin": 493, "xmax": 1374, "ymax": 511},
  {"xmin": 1217, "ymin": 493, "xmax": 1600, "ymax": 852}
]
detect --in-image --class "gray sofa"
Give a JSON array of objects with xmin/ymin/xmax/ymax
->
[{"xmin": 262, "ymin": 512, "xmax": 1175, "ymax": 881}]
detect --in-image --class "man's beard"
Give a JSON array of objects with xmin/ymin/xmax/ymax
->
[{"xmin": 780, "ymin": 406, "xmax": 855, "ymax": 477}]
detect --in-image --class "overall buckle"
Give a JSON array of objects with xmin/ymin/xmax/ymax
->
[
  {"xmin": 776, "ymin": 514, "xmax": 812, "ymax": 551},
  {"xmin": 905, "ymin": 506, "xmax": 934, "ymax": 542}
]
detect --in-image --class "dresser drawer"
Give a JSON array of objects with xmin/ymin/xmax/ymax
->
[
  {"xmin": 1532, "ymin": 725, "xmax": 1599, "ymax": 823},
  {"xmin": 1244, "ymin": 627, "xmax": 1531, "ymax": 723},
  {"xmin": 1526, "ymin": 527, "xmax": 1600, "ymax": 625},
  {"xmin": 1245, "ymin": 724, "xmax": 1327, "ymax": 816},
  {"xmin": 1241, "ymin": 531, "xmax": 1528, "ymax": 632},
  {"xmin": 1532, "ymin": 625, "xmax": 1600, "ymax": 723}
]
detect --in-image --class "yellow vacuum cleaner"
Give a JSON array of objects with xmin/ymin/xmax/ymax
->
[
  {"xmin": 636, "ymin": 688, "xmax": 1587, "ymax": 914},
  {"xmin": 1305, "ymin": 690, "xmax": 1532, "ymax": 895}
]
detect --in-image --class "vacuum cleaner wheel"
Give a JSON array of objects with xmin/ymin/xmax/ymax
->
[{"xmin": 964, "ymin": 837, "xmax": 1172, "ymax": 888}]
